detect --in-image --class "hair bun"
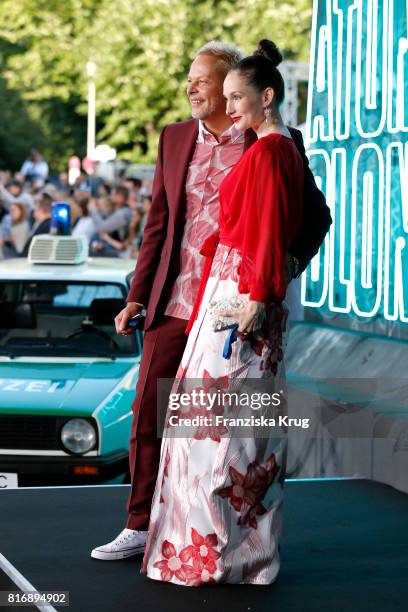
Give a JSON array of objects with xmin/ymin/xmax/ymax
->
[{"xmin": 254, "ymin": 39, "xmax": 283, "ymax": 67}]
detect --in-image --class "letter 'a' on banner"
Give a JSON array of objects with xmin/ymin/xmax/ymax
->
[{"xmin": 302, "ymin": 0, "xmax": 408, "ymax": 325}]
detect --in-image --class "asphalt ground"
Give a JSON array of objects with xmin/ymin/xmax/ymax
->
[{"xmin": 0, "ymin": 479, "xmax": 407, "ymax": 612}]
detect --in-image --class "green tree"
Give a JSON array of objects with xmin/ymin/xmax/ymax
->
[
  {"xmin": 0, "ymin": 0, "xmax": 92, "ymax": 171},
  {"xmin": 0, "ymin": 0, "xmax": 312, "ymax": 170},
  {"xmin": 0, "ymin": 76, "xmax": 44, "ymax": 169}
]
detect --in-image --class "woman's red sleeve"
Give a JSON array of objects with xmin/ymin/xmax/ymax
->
[{"xmin": 239, "ymin": 143, "xmax": 303, "ymax": 304}]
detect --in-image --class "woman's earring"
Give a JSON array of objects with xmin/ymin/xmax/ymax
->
[{"xmin": 264, "ymin": 107, "xmax": 271, "ymax": 124}]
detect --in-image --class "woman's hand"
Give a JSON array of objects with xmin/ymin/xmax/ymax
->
[{"xmin": 220, "ymin": 300, "xmax": 266, "ymax": 336}]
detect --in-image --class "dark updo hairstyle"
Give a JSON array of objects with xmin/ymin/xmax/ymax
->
[{"xmin": 233, "ymin": 39, "xmax": 285, "ymax": 105}]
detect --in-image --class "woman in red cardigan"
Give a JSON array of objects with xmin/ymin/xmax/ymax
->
[{"xmin": 142, "ymin": 39, "xmax": 304, "ymax": 586}]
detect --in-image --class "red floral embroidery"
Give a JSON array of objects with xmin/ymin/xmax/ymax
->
[
  {"xmin": 189, "ymin": 557, "xmax": 217, "ymax": 584},
  {"xmin": 166, "ymin": 381, "xmax": 227, "ymax": 436},
  {"xmin": 153, "ymin": 529, "xmax": 221, "ymax": 585},
  {"xmin": 193, "ymin": 404, "xmax": 229, "ymax": 442},
  {"xmin": 153, "ymin": 540, "xmax": 196, "ymax": 583},
  {"xmin": 210, "ymin": 246, "xmax": 225, "ymax": 277},
  {"xmin": 169, "ymin": 371, "xmax": 228, "ymax": 422},
  {"xmin": 191, "ymin": 370, "xmax": 230, "ymax": 441},
  {"xmin": 202, "ymin": 369, "xmax": 229, "ymax": 393},
  {"xmin": 216, "ymin": 453, "xmax": 280, "ymax": 529},
  {"xmin": 171, "ymin": 379, "xmax": 229, "ymax": 442},
  {"xmin": 179, "ymin": 528, "xmax": 221, "ymax": 573},
  {"xmin": 210, "ymin": 244, "xmax": 240, "ymax": 282}
]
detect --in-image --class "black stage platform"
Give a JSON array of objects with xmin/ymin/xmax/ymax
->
[{"xmin": 1, "ymin": 479, "xmax": 407, "ymax": 612}]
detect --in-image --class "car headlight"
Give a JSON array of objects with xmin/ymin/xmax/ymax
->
[{"xmin": 61, "ymin": 419, "xmax": 97, "ymax": 454}]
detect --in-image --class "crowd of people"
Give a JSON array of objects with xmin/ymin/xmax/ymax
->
[{"xmin": 0, "ymin": 149, "xmax": 153, "ymax": 260}]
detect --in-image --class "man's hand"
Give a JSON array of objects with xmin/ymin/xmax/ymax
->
[
  {"xmin": 115, "ymin": 302, "xmax": 144, "ymax": 335},
  {"xmin": 220, "ymin": 300, "xmax": 266, "ymax": 335}
]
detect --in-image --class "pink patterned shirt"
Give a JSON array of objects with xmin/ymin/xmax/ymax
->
[{"xmin": 164, "ymin": 121, "xmax": 245, "ymax": 319}]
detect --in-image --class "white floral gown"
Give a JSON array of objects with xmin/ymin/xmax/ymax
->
[{"xmin": 141, "ymin": 241, "xmax": 289, "ymax": 586}]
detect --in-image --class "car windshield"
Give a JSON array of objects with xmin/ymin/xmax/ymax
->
[{"xmin": 0, "ymin": 281, "xmax": 141, "ymax": 358}]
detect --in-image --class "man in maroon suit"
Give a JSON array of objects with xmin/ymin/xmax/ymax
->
[{"xmin": 91, "ymin": 42, "xmax": 331, "ymax": 560}]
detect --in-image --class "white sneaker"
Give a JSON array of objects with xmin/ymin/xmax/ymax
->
[{"xmin": 91, "ymin": 528, "xmax": 147, "ymax": 560}]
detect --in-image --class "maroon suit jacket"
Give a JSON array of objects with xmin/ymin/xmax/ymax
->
[{"xmin": 127, "ymin": 119, "xmax": 331, "ymax": 330}]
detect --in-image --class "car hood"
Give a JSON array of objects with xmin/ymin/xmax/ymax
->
[{"xmin": 0, "ymin": 360, "xmax": 137, "ymax": 416}]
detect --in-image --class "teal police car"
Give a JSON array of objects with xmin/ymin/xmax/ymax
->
[{"xmin": 0, "ymin": 235, "xmax": 142, "ymax": 488}]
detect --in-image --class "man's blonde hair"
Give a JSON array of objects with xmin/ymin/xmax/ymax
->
[{"xmin": 195, "ymin": 41, "xmax": 243, "ymax": 72}]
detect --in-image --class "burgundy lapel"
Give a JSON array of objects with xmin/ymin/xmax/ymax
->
[
  {"xmin": 244, "ymin": 128, "xmax": 257, "ymax": 151},
  {"xmin": 170, "ymin": 120, "xmax": 199, "ymax": 222}
]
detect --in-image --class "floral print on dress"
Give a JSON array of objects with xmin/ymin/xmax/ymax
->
[
  {"xmin": 166, "ymin": 393, "xmax": 229, "ymax": 442},
  {"xmin": 193, "ymin": 406, "xmax": 229, "ymax": 442},
  {"xmin": 207, "ymin": 243, "xmax": 288, "ymax": 376},
  {"xmin": 210, "ymin": 243, "xmax": 241, "ymax": 282},
  {"xmin": 193, "ymin": 370, "xmax": 230, "ymax": 441},
  {"xmin": 166, "ymin": 370, "xmax": 231, "ymax": 442},
  {"xmin": 216, "ymin": 453, "xmax": 280, "ymax": 529},
  {"xmin": 202, "ymin": 369, "xmax": 229, "ymax": 393},
  {"xmin": 153, "ymin": 529, "xmax": 221, "ymax": 585},
  {"xmin": 152, "ymin": 540, "xmax": 197, "ymax": 583}
]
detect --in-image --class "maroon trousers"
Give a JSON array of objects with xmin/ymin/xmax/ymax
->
[{"xmin": 126, "ymin": 315, "xmax": 188, "ymax": 530}]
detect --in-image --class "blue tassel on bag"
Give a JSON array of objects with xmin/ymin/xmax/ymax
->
[{"xmin": 222, "ymin": 324, "xmax": 239, "ymax": 359}]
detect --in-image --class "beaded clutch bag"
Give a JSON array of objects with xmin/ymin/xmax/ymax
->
[{"xmin": 208, "ymin": 293, "xmax": 250, "ymax": 332}]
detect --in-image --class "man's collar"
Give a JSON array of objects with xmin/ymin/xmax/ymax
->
[{"xmin": 198, "ymin": 120, "xmax": 244, "ymax": 145}]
